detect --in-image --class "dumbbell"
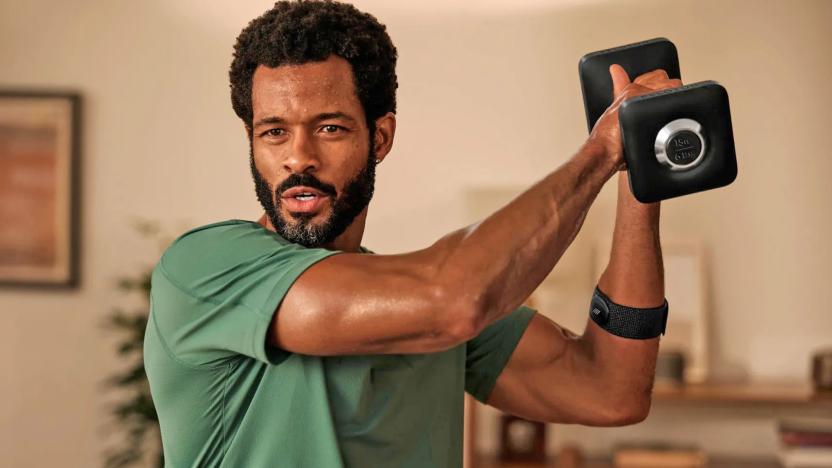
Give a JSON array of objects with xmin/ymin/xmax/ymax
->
[{"xmin": 578, "ymin": 38, "xmax": 738, "ymax": 203}]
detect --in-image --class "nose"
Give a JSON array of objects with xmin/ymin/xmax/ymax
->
[{"xmin": 283, "ymin": 129, "xmax": 321, "ymax": 174}]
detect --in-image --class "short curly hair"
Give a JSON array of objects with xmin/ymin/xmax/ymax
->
[{"xmin": 229, "ymin": 0, "xmax": 398, "ymax": 131}]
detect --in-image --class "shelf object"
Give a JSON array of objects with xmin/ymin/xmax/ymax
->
[
  {"xmin": 652, "ymin": 380, "xmax": 832, "ymax": 405},
  {"xmin": 475, "ymin": 455, "xmax": 782, "ymax": 468}
]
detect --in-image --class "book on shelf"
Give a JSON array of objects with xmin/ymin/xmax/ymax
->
[
  {"xmin": 781, "ymin": 431, "xmax": 832, "ymax": 447},
  {"xmin": 612, "ymin": 442, "xmax": 707, "ymax": 468},
  {"xmin": 777, "ymin": 446, "xmax": 832, "ymax": 468},
  {"xmin": 779, "ymin": 417, "xmax": 832, "ymax": 435},
  {"xmin": 777, "ymin": 417, "xmax": 832, "ymax": 467},
  {"xmin": 778, "ymin": 417, "xmax": 832, "ymax": 448}
]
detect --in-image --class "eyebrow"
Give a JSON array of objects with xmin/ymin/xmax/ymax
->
[{"xmin": 253, "ymin": 112, "xmax": 358, "ymax": 129}]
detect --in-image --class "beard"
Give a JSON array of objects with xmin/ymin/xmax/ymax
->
[{"xmin": 250, "ymin": 143, "xmax": 376, "ymax": 248}]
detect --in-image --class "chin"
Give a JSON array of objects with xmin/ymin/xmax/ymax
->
[
  {"xmin": 283, "ymin": 207, "xmax": 330, "ymax": 224},
  {"xmin": 279, "ymin": 207, "xmax": 333, "ymax": 235}
]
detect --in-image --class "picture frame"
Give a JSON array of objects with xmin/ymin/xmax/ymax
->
[{"xmin": 0, "ymin": 90, "xmax": 81, "ymax": 287}]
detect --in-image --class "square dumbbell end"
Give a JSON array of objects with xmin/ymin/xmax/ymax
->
[{"xmin": 619, "ymin": 81, "xmax": 738, "ymax": 203}]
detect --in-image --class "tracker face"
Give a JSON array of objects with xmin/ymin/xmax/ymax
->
[{"xmin": 579, "ymin": 38, "xmax": 681, "ymax": 133}]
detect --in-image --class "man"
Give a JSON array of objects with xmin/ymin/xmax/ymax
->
[{"xmin": 144, "ymin": 1, "xmax": 680, "ymax": 467}]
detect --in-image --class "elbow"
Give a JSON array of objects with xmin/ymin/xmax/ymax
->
[
  {"xmin": 443, "ymin": 300, "xmax": 485, "ymax": 346},
  {"xmin": 431, "ymin": 281, "xmax": 485, "ymax": 347},
  {"xmin": 576, "ymin": 388, "xmax": 652, "ymax": 427},
  {"xmin": 552, "ymin": 397, "xmax": 651, "ymax": 427},
  {"xmin": 604, "ymin": 396, "xmax": 652, "ymax": 426},
  {"xmin": 421, "ymin": 240, "xmax": 489, "ymax": 347}
]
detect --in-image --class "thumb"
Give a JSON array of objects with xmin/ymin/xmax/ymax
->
[{"xmin": 609, "ymin": 64, "xmax": 630, "ymax": 98}]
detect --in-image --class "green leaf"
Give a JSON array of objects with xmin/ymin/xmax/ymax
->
[{"xmin": 103, "ymin": 222, "xmax": 165, "ymax": 467}]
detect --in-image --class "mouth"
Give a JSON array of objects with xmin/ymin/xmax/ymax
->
[{"xmin": 280, "ymin": 186, "xmax": 332, "ymax": 214}]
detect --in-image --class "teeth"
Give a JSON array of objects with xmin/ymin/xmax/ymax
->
[{"xmin": 296, "ymin": 194, "xmax": 315, "ymax": 200}]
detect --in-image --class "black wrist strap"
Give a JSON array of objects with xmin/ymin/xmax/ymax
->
[{"xmin": 589, "ymin": 286, "xmax": 669, "ymax": 339}]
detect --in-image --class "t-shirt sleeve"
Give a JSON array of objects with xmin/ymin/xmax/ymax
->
[
  {"xmin": 465, "ymin": 305, "xmax": 536, "ymax": 403},
  {"xmin": 149, "ymin": 221, "xmax": 342, "ymax": 367}
]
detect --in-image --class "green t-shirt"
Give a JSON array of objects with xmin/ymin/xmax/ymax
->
[{"xmin": 144, "ymin": 220, "xmax": 535, "ymax": 468}]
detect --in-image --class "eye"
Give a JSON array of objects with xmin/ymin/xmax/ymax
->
[
  {"xmin": 261, "ymin": 128, "xmax": 286, "ymax": 138},
  {"xmin": 320, "ymin": 125, "xmax": 345, "ymax": 134}
]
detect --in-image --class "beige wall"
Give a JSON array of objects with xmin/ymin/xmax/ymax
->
[{"xmin": 1, "ymin": 0, "xmax": 829, "ymax": 466}]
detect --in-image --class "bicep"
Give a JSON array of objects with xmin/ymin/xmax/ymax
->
[
  {"xmin": 269, "ymin": 250, "xmax": 473, "ymax": 356},
  {"xmin": 486, "ymin": 313, "xmax": 612, "ymax": 425}
]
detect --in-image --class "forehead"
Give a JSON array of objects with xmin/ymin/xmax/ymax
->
[{"xmin": 250, "ymin": 55, "xmax": 364, "ymax": 122}]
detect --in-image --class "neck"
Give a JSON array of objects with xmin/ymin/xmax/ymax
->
[{"xmin": 256, "ymin": 207, "xmax": 368, "ymax": 253}]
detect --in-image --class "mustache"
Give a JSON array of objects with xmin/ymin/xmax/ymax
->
[{"xmin": 277, "ymin": 173, "xmax": 337, "ymax": 198}]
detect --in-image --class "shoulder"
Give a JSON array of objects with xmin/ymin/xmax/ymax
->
[
  {"xmin": 156, "ymin": 219, "xmax": 330, "ymax": 291},
  {"xmin": 161, "ymin": 220, "xmax": 267, "ymax": 267},
  {"xmin": 165, "ymin": 219, "xmax": 289, "ymax": 256}
]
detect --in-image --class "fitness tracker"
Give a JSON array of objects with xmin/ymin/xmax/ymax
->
[{"xmin": 589, "ymin": 287, "xmax": 669, "ymax": 339}]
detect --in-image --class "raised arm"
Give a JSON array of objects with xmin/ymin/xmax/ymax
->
[
  {"xmin": 271, "ymin": 136, "xmax": 619, "ymax": 356},
  {"xmin": 484, "ymin": 171, "xmax": 665, "ymax": 426},
  {"xmin": 270, "ymin": 65, "xmax": 670, "ymax": 358},
  {"xmin": 484, "ymin": 66, "xmax": 678, "ymax": 427}
]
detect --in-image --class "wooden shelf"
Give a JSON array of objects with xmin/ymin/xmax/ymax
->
[
  {"xmin": 466, "ymin": 383, "xmax": 831, "ymax": 468},
  {"xmin": 651, "ymin": 380, "xmax": 832, "ymax": 405},
  {"xmin": 476, "ymin": 455, "xmax": 781, "ymax": 468}
]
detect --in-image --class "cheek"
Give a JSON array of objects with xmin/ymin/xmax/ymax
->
[
  {"xmin": 321, "ymin": 138, "xmax": 366, "ymax": 178},
  {"xmin": 340, "ymin": 144, "xmax": 369, "ymax": 183},
  {"xmin": 252, "ymin": 145, "xmax": 282, "ymax": 175},
  {"xmin": 251, "ymin": 152, "xmax": 282, "ymax": 194}
]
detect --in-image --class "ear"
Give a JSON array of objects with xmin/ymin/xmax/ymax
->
[
  {"xmin": 371, "ymin": 112, "xmax": 396, "ymax": 164},
  {"xmin": 244, "ymin": 124, "xmax": 253, "ymax": 142}
]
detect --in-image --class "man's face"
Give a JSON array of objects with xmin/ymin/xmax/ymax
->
[{"xmin": 249, "ymin": 55, "xmax": 376, "ymax": 247}]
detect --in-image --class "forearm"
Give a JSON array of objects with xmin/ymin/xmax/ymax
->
[
  {"xmin": 429, "ymin": 141, "xmax": 619, "ymax": 329},
  {"xmin": 582, "ymin": 172, "xmax": 664, "ymax": 413},
  {"xmin": 598, "ymin": 172, "xmax": 664, "ymax": 304}
]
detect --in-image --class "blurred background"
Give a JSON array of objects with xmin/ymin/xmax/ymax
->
[{"xmin": 1, "ymin": 0, "xmax": 830, "ymax": 467}]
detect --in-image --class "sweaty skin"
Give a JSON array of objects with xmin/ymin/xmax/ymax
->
[{"xmin": 250, "ymin": 56, "xmax": 681, "ymax": 425}]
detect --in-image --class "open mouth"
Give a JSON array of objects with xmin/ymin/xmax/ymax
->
[
  {"xmin": 281, "ymin": 192, "xmax": 330, "ymax": 214},
  {"xmin": 280, "ymin": 186, "xmax": 333, "ymax": 214}
]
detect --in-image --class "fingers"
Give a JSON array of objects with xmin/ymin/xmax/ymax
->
[
  {"xmin": 606, "ymin": 66, "xmax": 683, "ymax": 114},
  {"xmin": 634, "ymin": 68, "xmax": 668, "ymax": 85},
  {"xmin": 635, "ymin": 69, "xmax": 684, "ymax": 91},
  {"xmin": 646, "ymin": 78, "xmax": 684, "ymax": 92},
  {"xmin": 609, "ymin": 64, "xmax": 630, "ymax": 98},
  {"xmin": 610, "ymin": 66, "xmax": 681, "ymax": 100}
]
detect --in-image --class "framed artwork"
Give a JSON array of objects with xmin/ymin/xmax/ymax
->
[
  {"xmin": 594, "ymin": 239, "xmax": 710, "ymax": 383},
  {"xmin": 0, "ymin": 91, "xmax": 80, "ymax": 287}
]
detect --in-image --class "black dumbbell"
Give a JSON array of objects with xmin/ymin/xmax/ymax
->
[{"xmin": 579, "ymin": 38, "xmax": 738, "ymax": 203}]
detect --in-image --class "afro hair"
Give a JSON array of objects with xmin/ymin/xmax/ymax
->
[{"xmin": 229, "ymin": 0, "xmax": 398, "ymax": 130}]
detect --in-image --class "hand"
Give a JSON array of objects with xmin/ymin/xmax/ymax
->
[{"xmin": 587, "ymin": 65, "xmax": 683, "ymax": 171}]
